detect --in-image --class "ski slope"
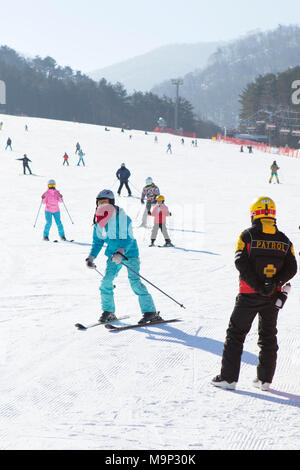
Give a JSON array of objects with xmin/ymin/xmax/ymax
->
[{"xmin": 0, "ymin": 113, "xmax": 300, "ymax": 450}]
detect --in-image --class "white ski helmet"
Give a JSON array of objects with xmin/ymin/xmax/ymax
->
[
  {"xmin": 146, "ymin": 177, "xmax": 153, "ymax": 185},
  {"xmin": 48, "ymin": 179, "xmax": 56, "ymax": 187}
]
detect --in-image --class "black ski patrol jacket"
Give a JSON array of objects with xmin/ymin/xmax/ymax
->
[{"xmin": 234, "ymin": 218, "xmax": 297, "ymax": 294}]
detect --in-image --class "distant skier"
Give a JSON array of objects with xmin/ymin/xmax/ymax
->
[
  {"xmin": 248, "ymin": 145, "xmax": 253, "ymax": 154},
  {"xmin": 85, "ymin": 189, "xmax": 162, "ymax": 325},
  {"xmin": 63, "ymin": 152, "xmax": 69, "ymax": 166},
  {"xmin": 25, "ymin": 124, "xmax": 28, "ymax": 132},
  {"xmin": 140, "ymin": 177, "xmax": 160, "ymax": 227},
  {"xmin": 75, "ymin": 142, "xmax": 80, "ymax": 154},
  {"xmin": 269, "ymin": 161, "xmax": 280, "ymax": 184},
  {"xmin": 154, "ymin": 135, "xmax": 158, "ymax": 143},
  {"xmin": 240, "ymin": 145, "xmax": 244, "ymax": 153},
  {"xmin": 5, "ymin": 137, "xmax": 12, "ymax": 150},
  {"xmin": 77, "ymin": 149, "xmax": 85, "ymax": 166},
  {"xmin": 16, "ymin": 154, "xmax": 32, "ymax": 175},
  {"xmin": 166, "ymin": 143, "xmax": 172, "ymax": 154},
  {"xmin": 149, "ymin": 195, "xmax": 173, "ymax": 247},
  {"xmin": 41, "ymin": 179, "xmax": 66, "ymax": 241},
  {"xmin": 0, "ymin": 122, "xmax": 3, "ymax": 130},
  {"xmin": 116, "ymin": 163, "xmax": 131, "ymax": 196}
]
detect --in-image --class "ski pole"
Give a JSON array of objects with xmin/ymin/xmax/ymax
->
[
  {"xmin": 118, "ymin": 254, "xmax": 185, "ymax": 309},
  {"xmin": 33, "ymin": 200, "xmax": 43, "ymax": 228},
  {"xmin": 63, "ymin": 201, "xmax": 74, "ymax": 224},
  {"xmin": 95, "ymin": 268, "xmax": 116, "ymax": 289}
]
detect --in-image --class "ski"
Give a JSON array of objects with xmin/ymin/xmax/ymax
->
[
  {"xmin": 53, "ymin": 239, "xmax": 74, "ymax": 243},
  {"xmin": 158, "ymin": 245, "xmax": 175, "ymax": 248},
  {"xmin": 75, "ymin": 315, "xmax": 130, "ymax": 330},
  {"xmin": 105, "ymin": 318, "xmax": 181, "ymax": 331}
]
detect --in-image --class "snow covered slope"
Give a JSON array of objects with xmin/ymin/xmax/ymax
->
[{"xmin": 0, "ymin": 114, "xmax": 299, "ymax": 450}]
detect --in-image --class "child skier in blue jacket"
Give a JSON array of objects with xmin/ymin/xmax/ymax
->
[{"xmin": 85, "ymin": 189, "xmax": 161, "ymax": 324}]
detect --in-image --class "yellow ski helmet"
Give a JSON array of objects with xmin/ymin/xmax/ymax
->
[
  {"xmin": 250, "ymin": 197, "xmax": 276, "ymax": 220},
  {"xmin": 156, "ymin": 195, "xmax": 165, "ymax": 202}
]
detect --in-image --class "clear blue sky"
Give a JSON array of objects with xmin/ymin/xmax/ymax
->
[{"xmin": 0, "ymin": 0, "xmax": 299, "ymax": 72}]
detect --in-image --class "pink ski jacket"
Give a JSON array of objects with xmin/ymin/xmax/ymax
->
[
  {"xmin": 42, "ymin": 189, "xmax": 63, "ymax": 213},
  {"xmin": 151, "ymin": 204, "xmax": 170, "ymax": 224}
]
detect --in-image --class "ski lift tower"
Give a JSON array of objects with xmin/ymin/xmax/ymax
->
[{"xmin": 171, "ymin": 78, "xmax": 184, "ymax": 131}]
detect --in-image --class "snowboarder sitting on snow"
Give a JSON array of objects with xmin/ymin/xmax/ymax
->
[
  {"xmin": 212, "ymin": 196, "xmax": 297, "ymax": 391},
  {"xmin": 85, "ymin": 189, "xmax": 161, "ymax": 325},
  {"xmin": 269, "ymin": 161, "xmax": 280, "ymax": 184},
  {"xmin": 42, "ymin": 179, "xmax": 66, "ymax": 241},
  {"xmin": 16, "ymin": 154, "xmax": 32, "ymax": 175},
  {"xmin": 149, "ymin": 195, "xmax": 173, "ymax": 247},
  {"xmin": 140, "ymin": 177, "xmax": 160, "ymax": 227},
  {"xmin": 116, "ymin": 163, "xmax": 132, "ymax": 196}
]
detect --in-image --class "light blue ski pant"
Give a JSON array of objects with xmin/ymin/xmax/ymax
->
[
  {"xmin": 100, "ymin": 257, "xmax": 156, "ymax": 313},
  {"xmin": 43, "ymin": 211, "xmax": 65, "ymax": 238}
]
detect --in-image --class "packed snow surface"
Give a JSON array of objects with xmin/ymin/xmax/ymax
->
[{"xmin": 0, "ymin": 114, "xmax": 299, "ymax": 450}]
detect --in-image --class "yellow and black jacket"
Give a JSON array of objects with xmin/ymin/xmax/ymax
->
[{"xmin": 235, "ymin": 218, "xmax": 297, "ymax": 294}]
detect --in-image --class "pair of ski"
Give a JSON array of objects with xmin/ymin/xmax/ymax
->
[
  {"xmin": 53, "ymin": 239, "xmax": 74, "ymax": 243},
  {"xmin": 75, "ymin": 316, "xmax": 180, "ymax": 332}
]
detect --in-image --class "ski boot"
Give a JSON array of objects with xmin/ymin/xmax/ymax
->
[
  {"xmin": 149, "ymin": 239, "xmax": 155, "ymax": 247},
  {"xmin": 164, "ymin": 240, "xmax": 174, "ymax": 247},
  {"xmin": 43, "ymin": 236, "xmax": 49, "ymax": 241},
  {"xmin": 138, "ymin": 312, "xmax": 163, "ymax": 325},
  {"xmin": 60, "ymin": 236, "xmax": 67, "ymax": 241},
  {"xmin": 253, "ymin": 378, "xmax": 271, "ymax": 391},
  {"xmin": 99, "ymin": 311, "xmax": 117, "ymax": 323}
]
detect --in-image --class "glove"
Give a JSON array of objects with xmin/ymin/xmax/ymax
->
[
  {"xmin": 111, "ymin": 248, "xmax": 125, "ymax": 264},
  {"xmin": 85, "ymin": 255, "xmax": 96, "ymax": 269},
  {"xmin": 258, "ymin": 280, "xmax": 277, "ymax": 297},
  {"xmin": 141, "ymin": 199, "xmax": 145, "ymax": 204},
  {"xmin": 148, "ymin": 211, "xmax": 151, "ymax": 215},
  {"xmin": 169, "ymin": 212, "xmax": 172, "ymax": 216}
]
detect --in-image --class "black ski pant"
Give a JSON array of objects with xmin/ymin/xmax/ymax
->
[
  {"xmin": 220, "ymin": 294, "xmax": 279, "ymax": 383},
  {"xmin": 23, "ymin": 164, "xmax": 32, "ymax": 175},
  {"xmin": 117, "ymin": 181, "xmax": 131, "ymax": 196}
]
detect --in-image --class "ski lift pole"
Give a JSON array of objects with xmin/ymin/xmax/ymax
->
[
  {"xmin": 63, "ymin": 200, "xmax": 74, "ymax": 224},
  {"xmin": 33, "ymin": 200, "xmax": 43, "ymax": 228},
  {"xmin": 118, "ymin": 253, "xmax": 186, "ymax": 309}
]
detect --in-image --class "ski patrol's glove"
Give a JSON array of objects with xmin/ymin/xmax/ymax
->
[
  {"xmin": 111, "ymin": 248, "xmax": 125, "ymax": 265},
  {"xmin": 258, "ymin": 280, "xmax": 277, "ymax": 297},
  {"xmin": 85, "ymin": 255, "xmax": 96, "ymax": 269}
]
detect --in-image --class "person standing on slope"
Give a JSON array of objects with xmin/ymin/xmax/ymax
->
[
  {"xmin": 42, "ymin": 180, "xmax": 66, "ymax": 241},
  {"xmin": 5, "ymin": 137, "xmax": 12, "ymax": 150},
  {"xmin": 77, "ymin": 149, "xmax": 85, "ymax": 166},
  {"xmin": 149, "ymin": 195, "xmax": 173, "ymax": 247},
  {"xmin": 16, "ymin": 154, "xmax": 32, "ymax": 175},
  {"xmin": 116, "ymin": 163, "xmax": 132, "ymax": 196},
  {"xmin": 269, "ymin": 161, "xmax": 280, "ymax": 184},
  {"xmin": 140, "ymin": 177, "xmax": 160, "ymax": 227},
  {"xmin": 85, "ymin": 189, "xmax": 161, "ymax": 324},
  {"xmin": 212, "ymin": 196, "xmax": 297, "ymax": 391},
  {"xmin": 63, "ymin": 152, "xmax": 69, "ymax": 166}
]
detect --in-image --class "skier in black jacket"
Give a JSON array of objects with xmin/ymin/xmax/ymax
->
[
  {"xmin": 212, "ymin": 196, "xmax": 297, "ymax": 391},
  {"xmin": 17, "ymin": 154, "xmax": 32, "ymax": 175},
  {"xmin": 116, "ymin": 163, "xmax": 131, "ymax": 196}
]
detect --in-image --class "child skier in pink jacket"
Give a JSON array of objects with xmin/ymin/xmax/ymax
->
[
  {"xmin": 149, "ymin": 195, "xmax": 173, "ymax": 247},
  {"xmin": 42, "ymin": 179, "xmax": 66, "ymax": 241}
]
